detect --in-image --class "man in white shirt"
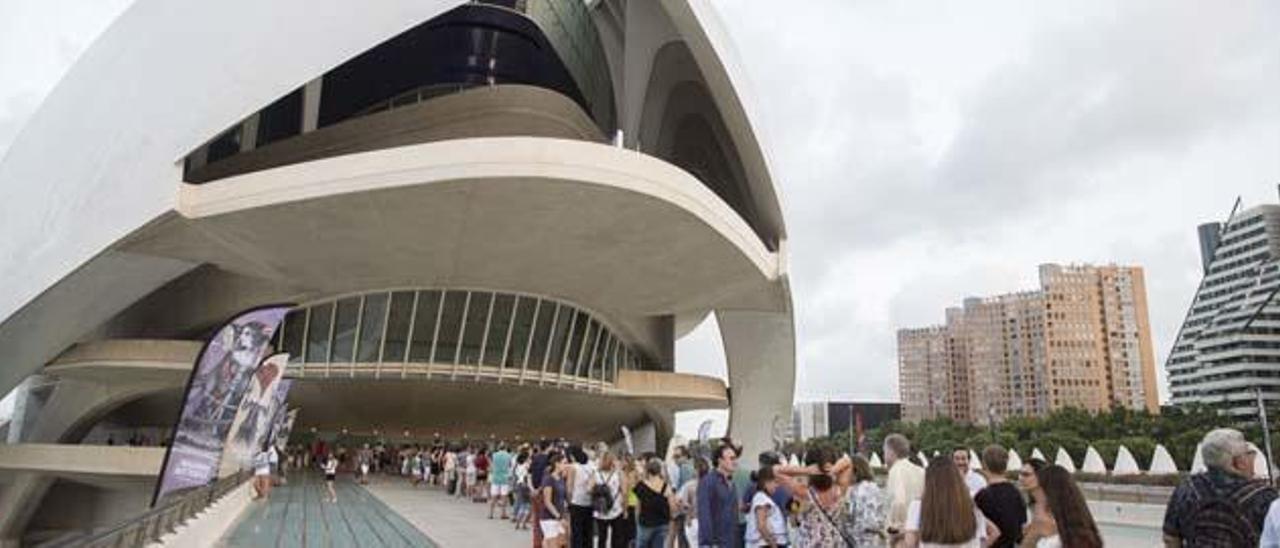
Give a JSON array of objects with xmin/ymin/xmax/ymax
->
[
  {"xmin": 953, "ymin": 447, "xmax": 987, "ymax": 497},
  {"xmin": 884, "ymin": 433, "xmax": 925, "ymax": 544}
]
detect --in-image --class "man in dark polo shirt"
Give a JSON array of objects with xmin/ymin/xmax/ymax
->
[
  {"xmin": 1163, "ymin": 428, "xmax": 1277, "ymax": 547},
  {"xmin": 974, "ymin": 445, "xmax": 1025, "ymax": 548}
]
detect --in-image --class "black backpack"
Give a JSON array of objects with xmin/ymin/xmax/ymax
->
[
  {"xmin": 591, "ymin": 472, "xmax": 615, "ymax": 514},
  {"xmin": 1186, "ymin": 475, "xmax": 1268, "ymax": 547}
]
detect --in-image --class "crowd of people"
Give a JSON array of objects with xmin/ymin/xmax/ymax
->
[{"xmin": 265, "ymin": 425, "xmax": 1280, "ymax": 547}]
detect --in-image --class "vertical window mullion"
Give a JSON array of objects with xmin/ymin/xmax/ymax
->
[
  {"xmin": 520, "ymin": 299, "xmax": 542, "ymax": 385},
  {"xmin": 540, "ymin": 304, "xmax": 561, "ymax": 386},
  {"xmin": 585, "ymin": 325, "xmax": 603, "ymax": 391},
  {"xmin": 499, "ymin": 296, "xmax": 520, "ymax": 382},
  {"xmin": 402, "ymin": 291, "xmax": 420, "ymax": 379},
  {"xmin": 377, "ymin": 291, "xmax": 393, "ymax": 364},
  {"xmin": 477, "ymin": 293, "xmax": 496, "ymax": 381},
  {"xmin": 299, "ymin": 308, "xmax": 311, "ymax": 378},
  {"xmin": 325, "ymin": 302, "xmax": 337, "ymax": 378},
  {"xmin": 558, "ymin": 311, "xmax": 580, "ymax": 385},
  {"xmin": 351, "ymin": 295, "xmax": 365, "ymax": 378},
  {"xmin": 428, "ymin": 291, "xmax": 445, "ymax": 380},
  {"xmin": 452, "ymin": 292, "xmax": 472, "ymax": 380}
]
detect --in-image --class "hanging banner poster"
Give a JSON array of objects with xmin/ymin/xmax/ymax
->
[
  {"xmin": 258, "ymin": 379, "xmax": 292, "ymax": 451},
  {"xmin": 152, "ymin": 305, "xmax": 290, "ymax": 505},
  {"xmin": 263, "ymin": 379, "xmax": 294, "ymax": 448},
  {"xmin": 273, "ymin": 408, "xmax": 300, "ymax": 451},
  {"xmin": 224, "ymin": 353, "xmax": 287, "ymax": 470}
]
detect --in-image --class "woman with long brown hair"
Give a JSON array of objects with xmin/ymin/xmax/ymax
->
[
  {"xmin": 904, "ymin": 459, "xmax": 988, "ymax": 547},
  {"xmin": 1021, "ymin": 465, "xmax": 1100, "ymax": 548}
]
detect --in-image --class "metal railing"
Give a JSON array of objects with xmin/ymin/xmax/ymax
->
[{"xmin": 40, "ymin": 471, "xmax": 250, "ymax": 548}]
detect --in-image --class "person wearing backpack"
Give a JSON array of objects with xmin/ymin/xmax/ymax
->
[
  {"xmin": 1162, "ymin": 428, "xmax": 1278, "ymax": 547},
  {"xmin": 593, "ymin": 451, "xmax": 625, "ymax": 547}
]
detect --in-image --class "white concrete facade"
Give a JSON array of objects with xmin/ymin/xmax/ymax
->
[{"xmin": 0, "ymin": 1, "xmax": 795, "ymax": 520}]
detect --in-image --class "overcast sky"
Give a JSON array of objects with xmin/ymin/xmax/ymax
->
[{"xmin": 1, "ymin": 1, "xmax": 1277, "ymax": 436}]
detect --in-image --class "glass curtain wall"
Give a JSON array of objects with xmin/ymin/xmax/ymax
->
[{"xmin": 279, "ymin": 289, "xmax": 642, "ymax": 384}]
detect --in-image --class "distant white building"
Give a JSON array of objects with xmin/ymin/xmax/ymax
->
[{"xmin": 1168, "ymin": 202, "xmax": 1280, "ymax": 418}]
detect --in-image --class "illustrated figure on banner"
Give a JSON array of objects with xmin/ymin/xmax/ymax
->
[
  {"xmin": 234, "ymin": 357, "xmax": 282, "ymax": 446},
  {"xmin": 181, "ymin": 321, "xmax": 271, "ymax": 449}
]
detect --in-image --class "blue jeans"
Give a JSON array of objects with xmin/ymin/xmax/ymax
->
[{"xmin": 636, "ymin": 524, "xmax": 668, "ymax": 548}]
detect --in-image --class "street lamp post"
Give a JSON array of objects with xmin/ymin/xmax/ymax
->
[
  {"xmin": 1257, "ymin": 387, "xmax": 1276, "ymax": 485},
  {"xmin": 987, "ymin": 405, "xmax": 997, "ymax": 444}
]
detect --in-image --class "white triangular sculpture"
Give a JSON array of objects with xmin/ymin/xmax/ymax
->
[
  {"xmin": 1008, "ymin": 449, "xmax": 1023, "ymax": 471},
  {"xmin": 1055, "ymin": 447, "xmax": 1076, "ymax": 473},
  {"xmin": 1248, "ymin": 443, "xmax": 1272, "ymax": 479},
  {"xmin": 970, "ymin": 450, "xmax": 983, "ymax": 470},
  {"xmin": 869, "ymin": 453, "xmax": 883, "ymax": 468},
  {"xmin": 789, "ymin": 454, "xmax": 801, "ymax": 467},
  {"xmin": 1082, "ymin": 446, "xmax": 1106, "ymax": 474},
  {"xmin": 1149, "ymin": 445, "xmax": 1178, "ymax": 475},
  {"xmin": 1191, "ymin": 443, "xmax": 1206, "ymax": 474},
  {"xmin": 1113, "ymin": 446, "xmax": 1140, "ymax": 476},
  {"xmin": 1031, "ymin": 447, "xmax": 1047, "ymax": 462},
  {"xmin": 917, "ymin": 451, "xmax": 928, "ymax": 464}
]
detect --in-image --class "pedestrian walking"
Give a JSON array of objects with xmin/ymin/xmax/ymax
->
[{"xmin": 323, "ymin": 453, "xmax": 339, "ymax": 503}]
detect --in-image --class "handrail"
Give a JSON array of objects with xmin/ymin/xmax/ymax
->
[{"xmin": 39, "ymin": 470, "xmax": 251, "ymax": 548}]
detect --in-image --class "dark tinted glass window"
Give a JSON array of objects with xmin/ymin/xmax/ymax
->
[
  {"xmin": 506, "ymin": 298, "xmax": 537, "ymax": 368},
  {"xmin": 330, "ymin": 297, "xmax": 360, "ymax": 363},
  {"xmin": 528, "ymin": 302, "xmax": 556, "ymax": 371},
  {"xmin": 434, "ymin": 291, "xmax": 468, "ymax": 363},
  {"xmin": 383, "ymin": 291, "xmax": 416, "ymax": 363},
  {"xmin": 460, "ymin": 292, "xmax": 492, "ymax": 365},
  {"xmin": 207, "ymin": 125, "xmax": 242, "ymax": 163},
  {"xmin": 483, "ymin": 294, "xmax": 516, "ymax": 366},
  {"xmin": 256, "ymin": 88, "xmax": 303, "ymax": 146},
  {"xmin": 306, "ymin": 303, "xmax": 333, "ymax": 362},
  {"xmin": 356, "ymin": 293, "xmax": 388, "ymax": 362},
  {"xmin": 409, "ymin": 291, "xmax": 442, "ymax": 362},
  {"xmin": 281, "ymin": 310, "xmax": 305, "ymax": 364},
  {"xmin": 547, "ymin": 308, "xmax": 576, "ymax": 375}
]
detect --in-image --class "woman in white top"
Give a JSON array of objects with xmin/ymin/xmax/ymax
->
[
  {"xmin": 322, "ymin": 454, "xmax": 339, "ymax": 503},
  {"xmin": 593, "ymin": 451, "xmax": 626, "ymax": 547},
  {"xmin": 904, "ymin": 459, "xmax": 989, "ymax": 548},
  {"xmin": 745, "ymin": 467, "xmax": 788, "ymax": 547}
]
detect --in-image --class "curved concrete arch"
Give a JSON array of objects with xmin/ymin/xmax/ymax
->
[{"xmin": 108, "ymin": 137, "xmax": 786, "ymax": 358}]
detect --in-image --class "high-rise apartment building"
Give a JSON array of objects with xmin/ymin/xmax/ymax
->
[
  {"xmin": 1168, "ymin": 204, "xmax": 1280, "ymax": 419},
  {"xmin": 898, "ymin": 264, "xmax": 1159, "ymax": 424}
]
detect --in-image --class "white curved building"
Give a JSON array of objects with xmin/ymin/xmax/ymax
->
[{"xmin": 0, "ymin": 0, "xmax": 794, "ymax": 541}]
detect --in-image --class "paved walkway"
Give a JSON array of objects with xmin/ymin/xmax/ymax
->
[
  {"xmin": 360, "ymin": 477, "xmax": 531, "ymax": 547},
  {"xmin": 219, "ymin": 473, "xmax": 437, "ymax": 547}
]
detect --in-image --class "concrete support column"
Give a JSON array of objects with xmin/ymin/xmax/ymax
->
[
  {"xmin": 301, "ymin": 77, "xmax": 323, "ymax": 133},
  {"xmin": 717, "ymin": 309, "xmax": 794, "ymax": 467},
  {"xmin": 0, "ymin": 472, "xmax": 54, "ymax": 547}
]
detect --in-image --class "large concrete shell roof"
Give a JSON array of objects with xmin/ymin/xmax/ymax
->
[{"xmin": 0, "ymin": 0, "xmax": 783, "ymax": 328}]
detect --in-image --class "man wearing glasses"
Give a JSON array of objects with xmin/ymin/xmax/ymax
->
[{"xmin": 1162, "ymin": 428, "xmax": 1277, "ymax": 547}]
